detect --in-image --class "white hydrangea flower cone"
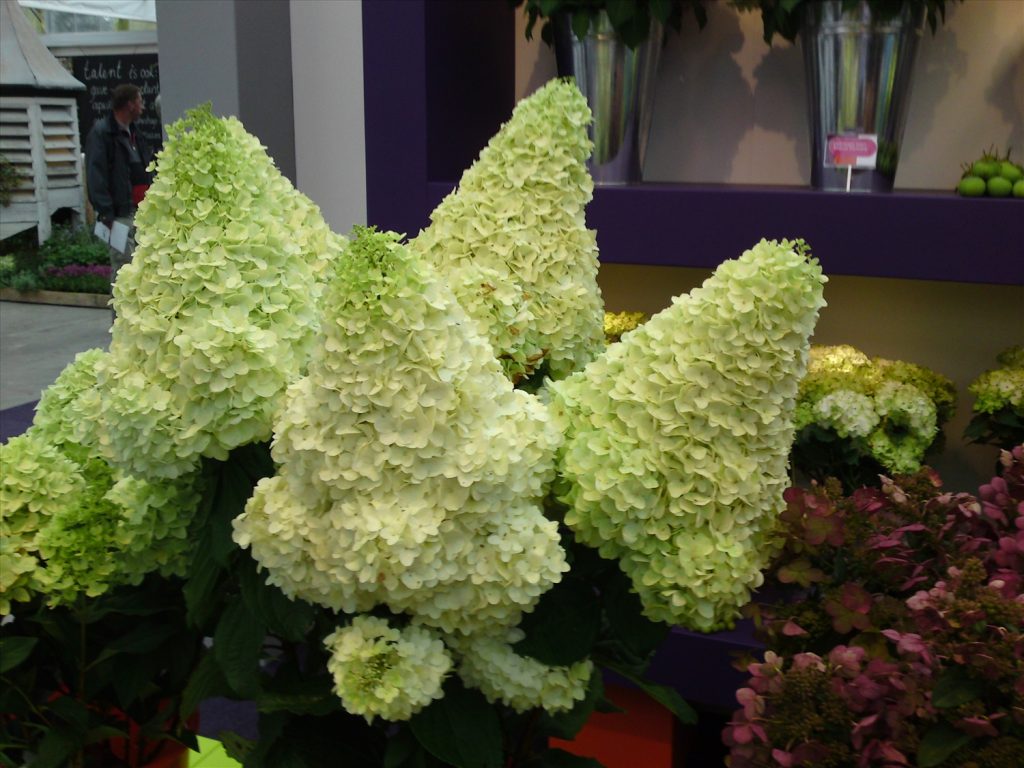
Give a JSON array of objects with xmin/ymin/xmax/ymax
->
[
  {"xmin": 550, "ymin": 239, "xmax": 827, "ymax": 631},
  {"xmin": 89, "ymin": 105, "xmax": 345, "ymax": 479},
  {"xmin": 410, "ymin": 78, "xmax": 604, "ymax": 384},
  {"xmin": 234, "ymin": 227, "xmax": 566, "ymax": 635}
]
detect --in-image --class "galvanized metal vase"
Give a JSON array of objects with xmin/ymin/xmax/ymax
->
[
  {"xmin": 553, "ymin": 12, "xmax": 662, "ymax": 184},
  {"xmin": 802, "ymin": 0, "xmax": 925, "ymax": 192}
]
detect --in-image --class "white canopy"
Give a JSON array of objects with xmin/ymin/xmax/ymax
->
[{"xmin": 18, "ymin": 0, "xmax": 155, "ymax": 23}]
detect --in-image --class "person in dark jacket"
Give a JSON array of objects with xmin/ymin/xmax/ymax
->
[{"xmin": 84, "ymin": 83, "xmax": 154, "ymax": 228}]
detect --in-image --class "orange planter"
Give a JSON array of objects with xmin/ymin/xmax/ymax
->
[{"xmin": 550, "ymin": 684, "xmax": 677, "ymax": 768}]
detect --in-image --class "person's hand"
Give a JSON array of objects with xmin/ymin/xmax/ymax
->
[{"xmin": 100, "ymin": 216, "xmax": 113, "ymax": 228}]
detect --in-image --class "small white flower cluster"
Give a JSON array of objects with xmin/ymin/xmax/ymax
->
[
  {"xmin": 453, "ymin": 629, "xmax": 593, "ymax": 714},
  {"xmin": 550, "ymin": 240, "xmax": 827, "ymax": 631},
  {"xmin": 813, "ymin": 390, "xmax": 878, "ymax": 438},
  {"xmin": 234, "ymin": 228, "xmax": 567, "ymax": 636},
  {"xmin": 85, "ymin": 105, "xmax": 344, "ymax": 479},
  {"xmin": 411, "ymin": 79, "xmax": 604, "ymax": 384},
  {"xmin": 324, "ymin": 616, "xmax": 451, "ymax": 723}
]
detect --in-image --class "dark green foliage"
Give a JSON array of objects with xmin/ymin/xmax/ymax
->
[{"xmin": 513, "ymin": 0, "xmax": 707, "ymax": 49}]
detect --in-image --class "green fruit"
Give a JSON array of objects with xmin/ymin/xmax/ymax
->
[
  {"xmin": 987, "ymin": 176, "xmax": 1012, "ymax": 197},
  {"xmin": 1013, "ymin": 179, "xmax": 1024, "ymax": 198},
  {"xmin": 971, "ymin": 159, "xmax": 998, "ymax": 179},
  {"xmin": 999, "ymin": 161, "xmax": 1023, "ymax": 183},
  {"xmin": 957, "ymin": 175, "xmax": 986, "ymax": 197}
]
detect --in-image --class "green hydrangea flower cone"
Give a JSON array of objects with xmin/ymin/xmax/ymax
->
[
  {"xmin": 550, "ymin": 239, "xmax": 827, "ymax": 631},
  {"xmin": 92, "ymin": 105, "xmax": 345, "ymax": 478},
  {"xmin": 0, "ymin": 350, "xmax": 203, "ymax": 612},
  {"xmin": 234, "ymin": 227, "xmax": 566, "ymax": 636},
  {"xmin": 410, "ymin": 78, "xmax": 604, "ymax": 384}
]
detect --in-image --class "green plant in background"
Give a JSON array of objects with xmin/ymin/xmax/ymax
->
[
  {"xmin": 731, "ymin": 0, "xmax": 962, "ymax": 45},
  {"xmin": 513, "ymin": 0, "xmax": 707, "ymax": 49},
  {"xmin": 792, "ymin": 344, "xmax": 956, "ymax": 491},
  {"xmin": 0, "ymin": 254, "xmax": 16, "ymax": 288},
  {"xmin": 603, "ymin": 310, "xmax": 648, "ymax": 344},
  {"xmin": 965, "ymin": 345, "xmax": 1024, "ymax": 450},
  {"xmin": 0, "ymin": 154, "xmax": 27, "ymax": 206},
  {"xmin": 37, "ymin": 225, "xmax": 110, "ymax": 269}
]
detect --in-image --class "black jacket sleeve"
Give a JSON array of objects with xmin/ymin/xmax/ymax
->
[{"xmin": 84, "ymin": 123, "xmax": 114, "ymax": 221}]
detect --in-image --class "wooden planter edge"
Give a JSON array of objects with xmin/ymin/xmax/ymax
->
[{"xmin": 0, "ymin": 288, "xmax": 110, "ymax": 309}]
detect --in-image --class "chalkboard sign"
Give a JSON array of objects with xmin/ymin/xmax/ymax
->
[{"xmin": 70, "ymin": 54, "xmax": 162, "ymax": 153}]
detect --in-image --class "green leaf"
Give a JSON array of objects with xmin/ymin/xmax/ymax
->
[
  {"xmin": 181, "ymin": 651, "xmax": 230, "ymax": 718},
  {"xmin": 31, "ymin": 726, "xmax": 80, "ymax": 768},
  {"xmin": 239, "ymin": 558, "xmax": 316, "ymax": 643},
  {"xmin": 213, "ymin": 597, "xmax": 266, "ymax": 699},
  {"xmin": 601, "ymin": 663, "xmax": 697, "ymax": 725},
  {"xmin": 112, "ymin": 653, "xmax": 160, "ymax": 708},
  {"xmin": 409, "ymin": 680, "xmax": 503, "ymax": 768},
  {"xmin": 384, "ymin": 726, "xmax": 418, "ymax": 768},
  {"xmin": 917, "ymin": 725, "xmax": 972, "ymax": 767},
  {"xmin": 218, "ymin": 729, "xmax": 255, "ymax": 762},
  {"xmin": 572, "ymin": 11, "xmax": 592, "ymax": 42},
  {"xmin": 605, "ymin": 0, "xmax": 635, "ymax": 28},
  {"xmin": 540, "ymin": 667, "xmax": 603, "ymax": 740},
  {"xmin": 931, "ymin": 668, "xmax": 987, "ymax": 709},
  {"xmin": 207, "ymin": 458, "xmax": 257, "ymax": 565},
  {"xmin": 107, "ymin": 620, "xmax": 178, "ymax": 654},
  {"xmin": 649, "ymin": 0, "xmax": 673, "ymax": 24},
  {"xmin": 601, "ymin": 569, "xmax": 669, "ymax": 660},
  {"xmin": 0, "ymin": 636, "xmax": 37, "ymax": 673},
  {"xmin": 184, "ymin": 533, "xmax": 227, "ymax": 628},
  {"xmin": 515, "ymin": 578, "xmax": 601, "ymax": 667}
]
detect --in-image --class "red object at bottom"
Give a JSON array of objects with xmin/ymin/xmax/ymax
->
[{"xmin": 550, "ymin": 683, "xmax": 676, "ymax": 768}]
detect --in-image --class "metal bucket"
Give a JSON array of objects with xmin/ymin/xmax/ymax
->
[
  {"xmin": 802, "ymin": 0, "xmax": 925, "ymax": 192},
  {"xmin": 554, "ymin": 12, "xmax": 662, "ymax": 184}
]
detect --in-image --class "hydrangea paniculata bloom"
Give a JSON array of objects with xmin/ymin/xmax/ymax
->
[
  {"xmin": 88, "ymin": 105, "xmax": 345, "ymax": 478},
  {"xmin": 324, "ymin": 615, "xmax": 451, "ymax": 723},
  {"xmin": 410, "ymin": 79, "xmax": 604, "ymax": 384},
  {"xmin": 550, "ymin": 239, "xmax": 827, "ymax": 631},
  {"xmin": 0, "ymin": 434, "xmax": 82, "ymax": 613},
  {"xmin": 794, "ymin": 344, "xmax": 955, "ymax": 475},
  {"xmin": 234, "ymin": 227, "xmax": 566, "ymax": 636},
  {"xmin": 970, "ymin": 345, "xmax": 1024, "ymax": 415},
  {"xmin": 454, "ymin": 629, "xmax": 593, "ymax": 714},
  {"xmin": 3, "ymin": 351, "xmax": 203, "ymax": 607}
]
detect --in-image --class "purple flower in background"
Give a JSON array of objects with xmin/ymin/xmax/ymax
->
[{"xmin": 45, "ymin": 263, "xmax": 111, "ymax": 280}]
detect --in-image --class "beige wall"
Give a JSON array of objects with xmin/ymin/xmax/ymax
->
[{"xmin": 516, "ymin": 0, "xmax": 1024, "ymax": 190}]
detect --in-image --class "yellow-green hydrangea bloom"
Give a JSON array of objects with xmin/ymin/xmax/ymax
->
[
  {"xmin": 410, "ymin": 79, "xmax": 604, "ymax": 384},
  {"xmin": 88, "ymin": 105, "xmax": 345, "ymax": 479},
  {"xmin": 453, "ymin": 629, "xmax": 593, "ymax": 714},
  {"xmin": 324, "ymin": 616, "xmax": 451, "ymax": 723},
  {"xmin": 970, "ymin": 345, "xmax": 1024, "ymax": 415},
  {"xmin": 234, "ymin": 227, "xmax": 566, "ymax": 635},
  {"xmin": 5, "ymin": 352, "xmax": 203, "ymax": 607},
  {"xmin": 795, "ymin": 344, "xmax": 956, "ymax": 474},
  {"xmin": 550, "ymin": 239, "xmax": 827, "ymax": 632},
  {"xmin": 0, "ymin": 434, "xmax": 83, "ymax": 613}
]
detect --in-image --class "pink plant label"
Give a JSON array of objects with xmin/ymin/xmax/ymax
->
[{"xmin": 826, "ymin": 134, "xmax": 878, "ymax": 169}]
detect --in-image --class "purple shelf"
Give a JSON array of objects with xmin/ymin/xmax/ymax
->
[
  {"xmin": 426, "ymin": 180, "xmax": 1024, "ymax": 284},
  {"xmin": 366, "ymin": 1, "xmax": 1023, "ymax": 287}
]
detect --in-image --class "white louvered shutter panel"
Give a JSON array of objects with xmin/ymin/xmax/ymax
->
[
  {"xmin": 0, "ymin": 101, "xmax": 37, "ymax": 203},
  {"xmin": 40, "ymin": 101, "xmax": 81, "ymax": 190}
]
